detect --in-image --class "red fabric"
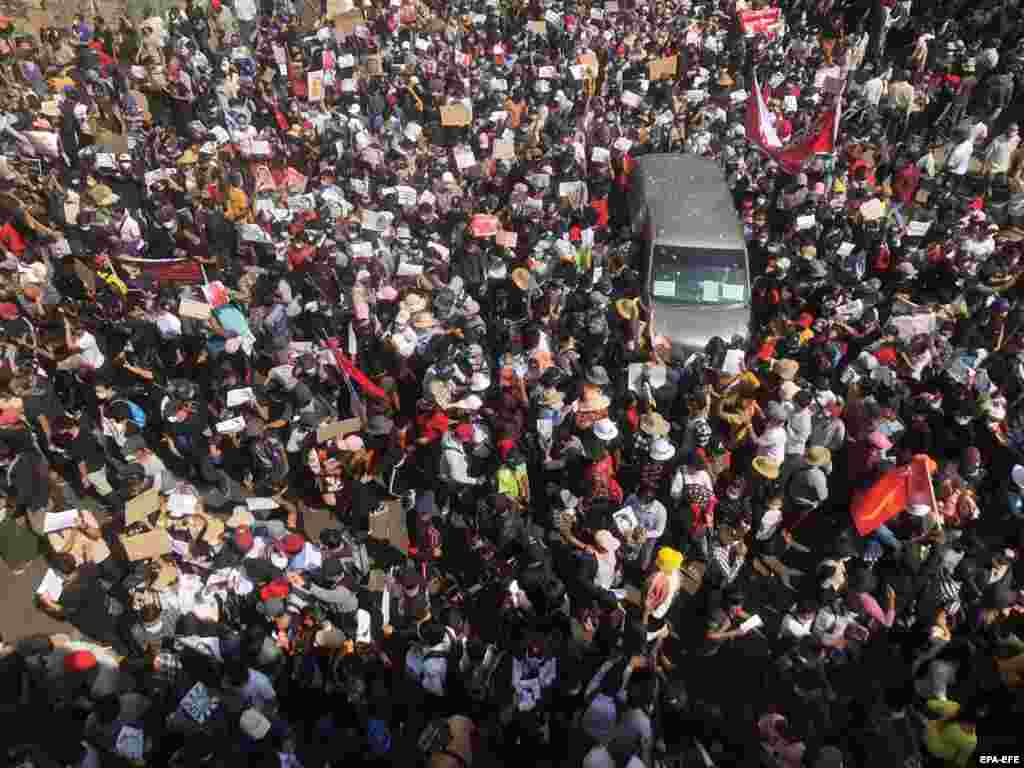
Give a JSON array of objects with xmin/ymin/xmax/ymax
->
[
  {"xmin": 852, "ymin": 454, "xmax": 936, "ymax": 534},
  {"xmin": 591, "ymin": 198, "xmax": 609, "ymax": 228},
  {"xmin": 874, "ymin": 346, "xmax": 898, "ymax": 366},
  {"xmin": 0, "ymin": 222, "xmax": 26, "ymax": 255},
  {"xmin": 757, "ymin": 340, "xmax": 777, "ymax": 360},
  {"xmin": 260, "ymin": 579, "xmax": 291, "ymax": 602},
  {"xmin": 416, "ymin": 409, "xmax": 449, "ymax": 444},
  {"xmin": 64, "ymin": 650, "xmax": 98, "ymax": 673},
  {"xmin": 325, "ymin": 339, "xmax": 388, "ymax": 401},
  {"xmin": 777, "ymin": 108, "xmax": 838, "ymax": 171}
]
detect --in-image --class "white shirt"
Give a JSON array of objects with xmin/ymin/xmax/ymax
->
[
  {"xmin": 946, "ymin": 139, "xmax": 974, "ymax": 176},
  {"xmin": 234, "ymin": 0, "xmax": 258, "ymax": 21},
  {"xmin": 985, "ymin": 133, "xmax": 1020, "ymax": 174},
  {"xmin": 76, "ymin": 331, "xmax": 106, "ymax": 368},
  {"xmin": 119, "ymin": 213, "xmax": 141, "ymax": 241},
  {"xmin": 755, "ymin": 425, "xmax": 788, "ymax": 464},
  {"xmin": 863, "ymin": 77, "xmax": 886, "ymax": 107},
  {"xmin": 155, "ymin": 310, "xmax": 183, "ymax": 339}
]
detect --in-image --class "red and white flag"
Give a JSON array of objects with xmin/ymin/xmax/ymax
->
[
  {"xmin": 745, "ymin": 72, "xmax": 783, "ymax": 153},
  {"xmin": 748, "ymin": 74, "xmax": 845, "ymax": 174}
]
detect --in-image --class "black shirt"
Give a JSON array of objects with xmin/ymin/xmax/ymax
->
[{"xmin": 69, "ymin": 420, "xmax": 107, "ymax": 472}]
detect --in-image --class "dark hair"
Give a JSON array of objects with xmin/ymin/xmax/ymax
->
[
  {"xmin": 224, "ymin": 661, "xmax": 249, "ymax": 687},
  {"xmin": 108, "ymin": 402, "xmax": 133, "ymax": 422},
  {"xmin": 53, "ymin": 552, "xmax": 78, "ymax": 576},
  {"xmin": 95, "ymin": 694, "xmax": 122, "ymax": 723}
]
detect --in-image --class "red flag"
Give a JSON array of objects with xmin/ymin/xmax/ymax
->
[
  {"xmin": 745, "ymin": 73, "xmax": 783, "ymax": 154},
  {"xmin": 775, "ymin": 86, "xmax": 844, "ymax": 173},
  {"xmin": 852, "ymin": 454, "xmax": 937, "ymax": 535},
  {"xmin": 777, "ymin": 109, "xmax": 837, "ymax": 170},
  {"xmin": 325, "ymin": 338, "xmax": 388, "ymax": 402}
]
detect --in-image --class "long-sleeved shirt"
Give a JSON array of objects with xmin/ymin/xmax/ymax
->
[
  {"xmin": 626, "ymin": 496, "xmax": 667, "ymax": 540},
  {"xmin": 787, "ymin": 465, "xmax": 829, "ymax": 508},
  {"xmin": 439, "ymin": 434, "xmax": 481, "ymax": 486},
  {"xmin": 753, "ymin": 425, "xmax": 787, "ymax": 464},
  {"xmin": 293, "ymin": 581, "xmax": 358, "ymax": 613},
  {"xmin": 708, "ymin": 543, "xmax": 745, "ymax": 586},
  {"xmin": 985, "ymin": 133, "xmax": 1020, "ymax": 174},
  {"xmin": 785, "ymin": 408, "xmax": 812, "ymax": 456},
  {"xmin": 855, "ymin": 591, "xmax": 895, "ymax": 628}
]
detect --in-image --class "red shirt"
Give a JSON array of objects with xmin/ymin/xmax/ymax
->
[
  {"xmin": 416, "ymin": 409, "xmax": 449, "ymax": 444},
  {"xmin": 0, "ymin": 222, "xmax": 26, "ymax": 255}
]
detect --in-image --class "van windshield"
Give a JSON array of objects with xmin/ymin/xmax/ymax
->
[{"xmin": 649, "ymin": 244, "xmax": 748, "ymax": 306}]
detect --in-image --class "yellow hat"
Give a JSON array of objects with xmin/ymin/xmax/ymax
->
[
  {"xmin": 833, "ymin": 178, "xmax": 847, "ymax": 194},
  {"xmin": 655, "ymin": 547, "xmax": 684, "ymax": 573},
  {"xmin": 752, "ymin": 455, "xmax": 781, "ymax": 479}
]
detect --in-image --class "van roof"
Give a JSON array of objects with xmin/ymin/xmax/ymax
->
[{"xmin": 633, "ymin": 154, "xmax": 745, "ymax": 250}]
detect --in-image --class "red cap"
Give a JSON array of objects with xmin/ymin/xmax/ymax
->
[
  {"xmin": 0, "ymin": 302, "xmax": 18, "ymax": 320},
  {"xmin": 455, "ymin": 423, "xmax": 475, "ymax": 443},
  {"xmin": 0, "ymin": 409, "xmax": 20, "ymax": 426},
  {"xmin": 280, "ymin": 533, "xmax": 305, "ymax": 556},
  {"xmin": 234, "ymin": 527, "xmax": 254, "ymax": 552},
  {"xmin": 875, "ymin": 347, "xmax": 898, "ymax": 366},
  {"xmin": 259, "ymin": 579, "xmax": 290, "ymax": 602},
  {"xmin": 64, "ymin": 650, "xmax": 98, "ymax": 673},
  {"xmin": 797, "ymin": 312, "xmax": 814, "ymax": 330},
  {"xmin": 757, "ymin": 340, "xmax": 777, "ymax": 361},
  {"xmin": 497, "ymin": 438, "xmax": 516, "ymax": 460}
]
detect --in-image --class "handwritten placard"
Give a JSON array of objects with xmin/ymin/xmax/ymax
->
[
  {"xmin": 907, "ymin": 220, "xmax": 932, "ymax": 237},
  {"xmin": 179, "ymin": 298, "xmax": 212, "ymax": 320},
  {"xmin": 470, "ymin": 215, "xmax": 500, "ymax": 237},
  {"xmin": 454, "ymin": 147, "xmax": 477, "ymax": 170},
  {"xmin": 493, "ymin": 140, "xmax": 516, "ymax": 161},
  {"xmin": 648, "ymin": 55, "xmax": 678, "ymax": 81},
  {"xmin": 441, "ymin": 103, "xmax": 471, "ymax": 127}
]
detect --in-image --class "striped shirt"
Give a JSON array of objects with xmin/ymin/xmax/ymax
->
[{"xmin": 708, "ymin": 544, "xmax": 744, "ymax": 586}]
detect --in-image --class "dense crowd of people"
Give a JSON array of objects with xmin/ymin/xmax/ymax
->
[{"xmin": 1, "ymin": 0, "xmax": 1024, "ymax": 765}]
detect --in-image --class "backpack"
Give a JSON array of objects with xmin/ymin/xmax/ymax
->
[
  {"xmin": 405, "ymin": 644, "xmax": 449, "ymax": 696},
  {"xmin": 464, "ymin": 645, "xmax": 506, "ymax": 704},
  {"xmin": 252, "ymin": 436, "xmax": 289, "ymax": 484},
  {"xmin": 111, "ymin": 399, "xmax": 147, "ymax": 429}
]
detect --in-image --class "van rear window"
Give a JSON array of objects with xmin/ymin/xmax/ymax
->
[{"xmin": 650, "ymin": 245, "xmax": 747, "ymax": 305}]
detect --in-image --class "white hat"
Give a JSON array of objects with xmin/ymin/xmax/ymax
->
[
  {"xmin": 442, "ymin": 171, "xmax": 456, "ymax": 184},
  {"xmin": 470, "ymin": 372, "xmax": 491, "ymax": 392},
  {"xmin": 780, "ymin": 381, "xmax": 801, "ymax": 401},
  {"xmin": 239, "ymin": 708, "xmax": 271, "ymax": 740},
  {"xmin": 560, "ymin": 488, "xmax": 579, "ymax": 509},
  {"xmin": 649, "ymin": 438, "xmax": 676, "ymax": 462},
  {"xmin": 1012, "ymin": 465, "xmax": 1024, "ymax": 489},
  {"xmin": 908, "ymin": 503, "xmax": 931, "ymax": 517},
  {"xmin": 857, "ymin": 351, "xmax": 879, "ymax": 371},
  {"xmin": 451, "ymin": 394, "xmax": 483, "ymax": 411},
  {"xmin": 593, "ymin": 418, "xmax": 619, "ymax": 442}
]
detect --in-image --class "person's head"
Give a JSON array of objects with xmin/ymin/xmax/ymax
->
[
  {"xmin": 94, "ymin": 694, "xmax": 121, "ymax": 724},
  {"xmin": 53, "ymin": 552, "xmax": 77, "ymax": 576},
  {"xmin": 793, "ymin": 390, "xmax": 813, "ymax": 410},
  {"xmin": 224, "ymin": 661, "xmax": 249, "ymax": 688},
  {"xmin": 765, "ymin": 495, "xmax": 784, "ymax": 513}
]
